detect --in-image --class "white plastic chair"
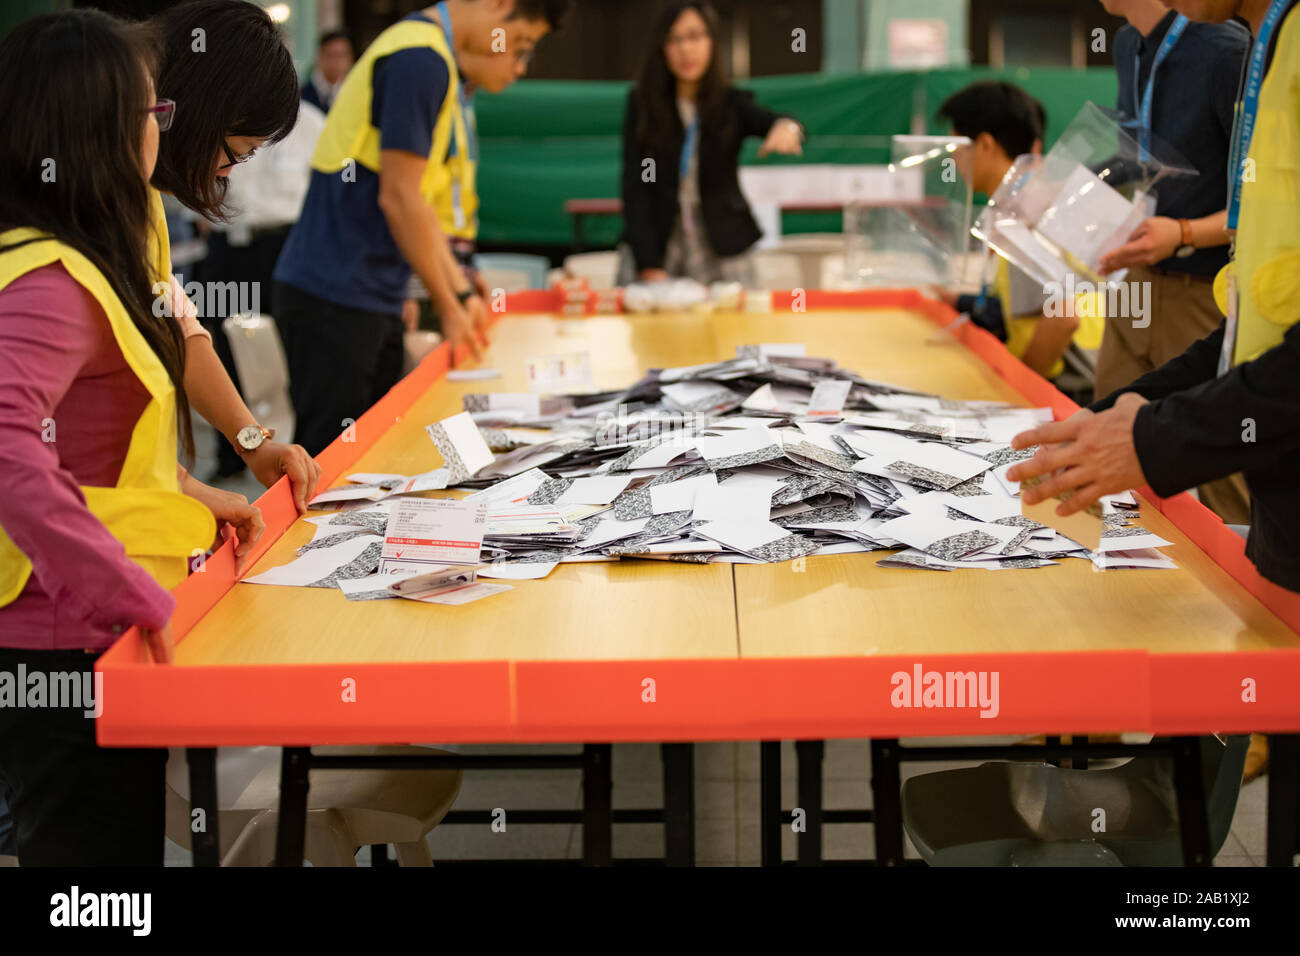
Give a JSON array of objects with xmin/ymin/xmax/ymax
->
[
  {"xmin": 221, "ymin": 313, "xmax": 294, "ymax": 444},
  {"xmin": 165, "ymin": 746, "xmax": 462, "ymax": 866},
  {"xmin": 563, "ymin": 250, "xmax": 620, "ymax": 287}
]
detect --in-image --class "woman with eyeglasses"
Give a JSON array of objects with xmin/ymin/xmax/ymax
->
[
  {"xmin": 145, "ymin": 0, "xmax": 323, "ymax": 513},
  {"xmin": 619, "ymin": 1, "xmax": 804, "ymax": 288},
  {"xmin": 0, "ymin": 9, "xmax": 250, "ymax": 865}
]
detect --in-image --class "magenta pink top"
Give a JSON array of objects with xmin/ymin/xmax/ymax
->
[{"xmin": 0, "ymin": 263, "xmax": 176, "ymax": 650}]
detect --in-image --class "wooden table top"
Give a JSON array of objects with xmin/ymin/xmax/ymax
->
[{"xmin": 175, "ymin": 308, "xmax": 1299, "ymax": 669}]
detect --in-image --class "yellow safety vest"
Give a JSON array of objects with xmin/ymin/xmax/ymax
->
[
  {"xmin": 310, "ymin": 17, "xmax": 473, "ymax": 225},
  {"xmin": 1214, "ymin": 9, "xmax": 1300, "ymax": 367},
  {"xmin": 0, "ymin": 230, "xmax": 216, "ymax": 607}
]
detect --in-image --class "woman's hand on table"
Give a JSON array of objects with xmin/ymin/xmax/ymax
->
[
  {"xmin": 242, "ymin": 440, "xmax": 322, "ymax": 514},
  {"xmin": 759, "ymin": 119, "xmax": 803, "ymax": 157},
  {"xmin": 442, "ymin": 298, "xmax": 485, "ymax": 362},
  {"xmin": 1007, "ymin": 394, "xmax": 1150, "ymax": 516},
  {"xmin": 141, "ymin": 621, "xmax": 175, "ymax": 664},
  {"xmin": 180, "ymin": 472, "xmax": 266, "ymax": 567}
]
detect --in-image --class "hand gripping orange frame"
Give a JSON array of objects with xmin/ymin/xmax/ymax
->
[{"xmin": 96, "ymin": 289, "xmax": 1300, "ymax": 747}]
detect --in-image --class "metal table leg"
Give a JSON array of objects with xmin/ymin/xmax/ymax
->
[
  {"xmin": 795, "ymin": 740, "xmax": 824, "ymax": 866},
  {"xmin": 186, "ymin": 747, "xmax": 220, "ymax": 868},
  {"xmin": 661, "ymin": 743, "xmax": 695, "ymax": 867},
  {"xmin": 1172, "ymin": 736, "xmax": 1212, "ymax": 866},
  {"xmin": 760, "ymin": 741, "xmax": 782, "ymax": 866},
  {"xmin": 870, "ymin": 738, "xmax": 904, "ymax": 866},
  {"xmin": 582, "ymin": 743, "xmax": 612, "ymax": 866},
  {"xmin": 275, "ymin": 747, "xmax": 311, "ymax": 867},
  {"xmin": 1267, "ymin": 733, "xmax": 1299, "ymax": 867}
]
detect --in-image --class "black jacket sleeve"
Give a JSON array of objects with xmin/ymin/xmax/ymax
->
[
  {"xmin": 1126, "ymin": 324, "xmax": 1300, "ymax": 496},
  {"xmin": 1091, "ymin": 323, "xmax": 1225, "ymax": 412},
  {"xmin": 620, "ymin": 91, "xmax": 664, "ymax": 273},
  {"xmin": 734, "ymin": 89, "xmax": 791, "ymax": 140}
]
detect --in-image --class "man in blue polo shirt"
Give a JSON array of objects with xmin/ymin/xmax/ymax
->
[
  {"xmin": 273, "ymin": 1, "xmax": 571, "ymax": 456},
  {"xmin": 1096, "ymin": 0, "xmax": 1250, "ymax": 523}
]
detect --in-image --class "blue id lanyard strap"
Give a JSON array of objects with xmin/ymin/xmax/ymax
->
[
  {"xmin": 680, "ymin": 116, "xmax": 700, "ymax": 181},
  {"xmin": 1227, "ymin": 0, "xmax": 1290, "ymax": 231},
  {"xmin": 1133, "ymin": 14, "xmax": 1188, "ymax": 162}
]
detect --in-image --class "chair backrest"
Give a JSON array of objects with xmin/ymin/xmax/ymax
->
[
  {"xmin": 473, "ymin": 253, "xmax": 549, "ymax": 289},
  {"xmin": 563, "ymin": 250, "xmax": 620, "ymax": 287},
  {"xmin": 220, "ymin": 313, "xmax": 294, "ymax": 442},
  {"xmin": 1202, "ymin": 734, "xmax": 1252, "ymax": 855}
]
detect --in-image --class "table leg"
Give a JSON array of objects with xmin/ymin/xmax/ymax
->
[
  {"xmin": 186, "ymin": 747, "xmax": 220, "ymax": 868},
  {"xmin": 661, "ymin": 743, "xmax": 694, "ymax": 867},
  {"xmin": 582, "ymin": 743, "xmax": 612, "ymax": 866},
  {"xmin": 870, "ymin": 738, "xmax": 904, "ymax": 866},
  {"xmin": 795, "ymin": 740, "xmax": 823, "ymax": 866},
  {"xmin": 760, "ymin": 741, "xmax": 781, "ymax": 866},
  {"xmin": 1266, "ymin": 733, "xmax": 1299, "ymax": 867},
  {"xmin": 275, "ymin": 747, "xmax": 311, "ymax": 867},
  {"xmin": 1172, "ymin": 736, "xmax": 1211, "ymax": 867}
]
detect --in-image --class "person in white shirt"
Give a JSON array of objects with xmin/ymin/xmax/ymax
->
[{"xmin": 302, "ymin": 30, "xmax": 354, "ymax": 113}]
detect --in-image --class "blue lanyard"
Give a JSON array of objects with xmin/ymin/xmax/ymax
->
[
  {"xmin": 1227, "ymin": 0, "xmax": 1289, "ymax": 231},
  {"xmin": 680, "ymin": 115, "xmax": 699, "ymax": 182},
  {"xmin": 1132, "ymin": 14, "xmax": 1188, "ymax": 162},
  {"xmin": 435, "ymin": 2, "xmax": 477, "ymax": 162}
]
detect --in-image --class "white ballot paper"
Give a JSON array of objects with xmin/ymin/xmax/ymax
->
[
  {"xmin": 525, "ymin": 352, "xmax": 593, "ymax": 391},
  {"xmin": 426, "ymin": 411, "xmax": 495, "ymax": 483},
  {"xmin": 243, "ymin": 534, "xmax": 379, "ymax": 588},
  {"xmin": 806, "ymin": 379, "xmax": 852, "ymax": 418},
  {"xmin": 380, "ymin": 498, "xmax": 487, "ymax": 573}
]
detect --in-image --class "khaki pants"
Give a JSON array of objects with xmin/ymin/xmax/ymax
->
[{"xmin": 1095, "ymin": 265, "xmax": 1251, "ymax": 525}]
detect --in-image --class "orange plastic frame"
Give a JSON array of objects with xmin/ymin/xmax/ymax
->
[{"xmin": 96, "ymin": 289, "xmax": 1300, "ymax": 746}]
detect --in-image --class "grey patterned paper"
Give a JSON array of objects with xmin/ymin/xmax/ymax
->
[
  {"xmin": 983, "ymin": 444, "xmax": 1036, "ymax": 466},
  {"xmin": 298, "ymin": 530, "xmax": 378, "ymax": 555},
  {"xmin": 342, "ymin": 585, "xmax": 396, "ymax": 602},
  {"xmin": 777, "ymin": 503, "xmax": 860, "ymax": 526},
  {"xmin": 995, "ymin": 556, "xmax": 1058, "ymax": 569},
  {"xmin": 946, "ymin": 474, "xmax": 991, "ymax": 497},
  {"xmin": 326, "ymin": 511, "xmax": 392, "ymax": 535},
  {"xmin": 925, "ymin": 530, "xmax": 999, "ymax": 562},
  {"xmin": 749, "ymin": 533, "xmax": 822, "ymax": 563},
  {"xmin": 784, "ymin": 441, "xmax": 859, "ymax": 473},
  {"xmin": 885, "ymin": 461, "xmax": 963, "ymax": 491},
  {"xmin": 645, "ymin": 511, "xmax": 694, "ymax": 536},
  {"xmin": 704, "ymin": 443, "xmax": 784, "ymax": 471},
  {"xmin": 648, "ymin": 464, "xmax": 709, "ymax": 487},
  {"xmin": 305, "ymin": 541, "xmax": 383, "ymax": 589},
  {"xmin": 1101, "ymin": 525, "xmax": 1151, "ymax": 539},
  {"xmin": 527, "ymin": 477, "xmax": 575, "ymax": 506},
  {"xmin": 879, "ymin": 552, "xmax": 954, "ymax": 572},
  {"xmin": 613, "ymin": 487, "xmax": 653, "ymax": 520}
]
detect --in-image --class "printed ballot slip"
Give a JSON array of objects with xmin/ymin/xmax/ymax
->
[
  {"xmin": 525, "ymin": 352, "xmax": 593, "ymax": 391},
  {"xmin": 380, "ymin": 498, "xmax": 487, "ymax": 571}
]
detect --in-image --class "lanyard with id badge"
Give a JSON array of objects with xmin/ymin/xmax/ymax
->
[{"xmin": 1220, "ymin": 0, "xmax": 1290, "ymax": 375}]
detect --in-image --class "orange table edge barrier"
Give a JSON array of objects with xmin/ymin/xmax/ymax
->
[{"xmin": 96, "ymin": 289, "xmax": 1300, "ymax": 747}]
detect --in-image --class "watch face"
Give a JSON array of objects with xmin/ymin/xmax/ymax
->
[{"xmin": 237, "ymin": 425, "xmax": 263, "ymax": 450}]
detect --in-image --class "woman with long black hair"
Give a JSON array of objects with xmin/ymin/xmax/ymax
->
[
  {"xmin": 619, "ymin": 1, "xmax": 804, "ymax": 286},
  {"xmin": 146, "ymin": 0, "xmax": 323, "ymax": 510},
  {"xmin": 0, "ymin": 9, "xmax": 244, "ymax": 865}
]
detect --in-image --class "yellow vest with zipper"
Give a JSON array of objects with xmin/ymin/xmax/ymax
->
[
  {"xmin": 1214, "ymin": 10, "xmax": 1300, "ymax": 366},
  {"xmin": 0, "ymin": 230, "xmax": 216, "ymax": 608},
  {"xmin": 310, "ymin": 17, "xmax": 471, "ymax": 215}
]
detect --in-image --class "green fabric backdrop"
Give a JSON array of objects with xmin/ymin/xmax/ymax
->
[{"xmin": 475, "ymin": 67, "xmax": 1121, "ymax": 247}]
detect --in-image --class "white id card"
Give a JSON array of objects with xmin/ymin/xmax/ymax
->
[{"xmin": 1218, "ymin": 268, "xmax": 1238, "ymax": 377}]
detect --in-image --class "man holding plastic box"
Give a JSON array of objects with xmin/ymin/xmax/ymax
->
[
  {"xmin": 1011, "ymin": 0, "xmax": 1300, "ymax": 599},
  {"xmin": 1095, "ymin": 0, "xmax": 1251, "ymax": 524}
]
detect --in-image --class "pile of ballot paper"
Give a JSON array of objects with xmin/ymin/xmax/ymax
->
[{"xmin": 244, "ymin": 344, "xmax": 1176, "ymax": 606}]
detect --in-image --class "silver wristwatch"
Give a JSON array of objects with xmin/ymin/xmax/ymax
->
[{"xmin": 235, "ymin": 424, "xmax": 275, "ymax": 454}]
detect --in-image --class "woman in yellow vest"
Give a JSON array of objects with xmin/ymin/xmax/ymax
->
[
  {"xmin": 145, "ymin": 0, "xmax": 323, "ymax": 511},
  {"xmin": 0, "ymin": 10, "xmax": 235, "ymax": 865}
]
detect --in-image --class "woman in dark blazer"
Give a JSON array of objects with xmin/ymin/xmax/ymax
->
[{"xmin": 618, "ymin": 1, "xmax": 803, "ymax": 286}]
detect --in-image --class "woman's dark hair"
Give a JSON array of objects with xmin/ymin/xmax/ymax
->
[
  {"xmin": 149, "ymin": 0, "xmax": 299, "ymax": 221},
  {"xmin": 0, "ymin": 9, "xmax": 195, "ymax": 461},
  {"xmin": 634, "ymin": 1, "xmax": 729, "ymax": 149}
]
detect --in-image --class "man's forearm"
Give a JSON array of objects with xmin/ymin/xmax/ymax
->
[
  {"xmin": 379, "ymin": 185, "xmax": 461, "ymax": 313},
  {"xmin": 184, "ymin": 337, "xmax": 257, "ymax": 446},
  {"xmin": 1186, "ymin": 210, "xmax": 1230, "ymax": 249}
]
